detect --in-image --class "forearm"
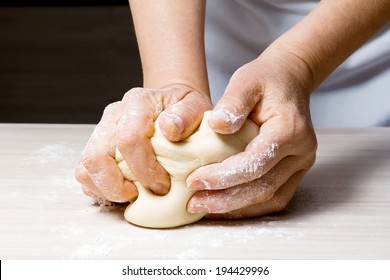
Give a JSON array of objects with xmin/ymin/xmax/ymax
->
[
  {"xmin": 264, "ymin": 0, "xmax": 390, "ymax": 93},
  {"xmin": 129, "ymin": 0, "xmax": 209, "ymax": 96}
]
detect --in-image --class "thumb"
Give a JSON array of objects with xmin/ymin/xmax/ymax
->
[
  {"xmin": 159, "ymin": 91, "xmax": 212, "ymax": 141},
  {"xmin": 209, "ymin": 68, "xmax": 262, "ymax": 134}
]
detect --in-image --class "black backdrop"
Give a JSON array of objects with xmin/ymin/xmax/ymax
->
[{"xmin": 0, "ymin": 1, "xmax": 143, "ymax": 123}]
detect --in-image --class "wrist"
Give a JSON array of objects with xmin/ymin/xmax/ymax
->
[
  {"xmin": 143, "ymin": 69, "xmax": 210, "ymax": 99},
  {"xmin": 257, "ymin": 44, "xmax": 315, "ymax": 99}
]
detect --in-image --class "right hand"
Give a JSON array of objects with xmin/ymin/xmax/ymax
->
[{"xmin": 75, "ymin": 85, "xmax": 212, "ymax": 203}]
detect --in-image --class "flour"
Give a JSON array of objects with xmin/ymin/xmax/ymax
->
[
  {"xmin": 92, "ymin": 198, "xmax": 128, "ymax": 212},
  {"xmin": 27, "ymin": 142, "xmax": 76, "ymax": 165},
  {"xmin": 215, "ymin": 142, "xmax": 279, "ymax": 189},
  {"xmin": 162, "ymin": 112, "xmax": 185, "ymax": 139},
  {"xmin": 210, "ymin": 109, "xmax": 247, "ymax": 133},
  {"xmin": 48, "ymin": 212, "xmax": 304, "ymax": 259},
  {"xmin": 20, "ymin": 142, "xmax": 78, "ymax": 183},
  {"xmin": 181, "ymin": 220, "xmax": 305, "ymax": 257},
  {"xmin": 186, "ymin": 226, "xmax": 256, "ymax": 248},
  {"xmin": 16, "ymin": 135, "xmax": 303, "ymax": 260},
  {"xmin": 50, "ymin": 221, "xmax": 169, "ymax": 259},
  {"xmin": 176, "ymin": 248, "xmax": 201, "ymax": 260},
  {"xmin": 16, "ymin": 142, "xmax": 81, "ymax": 206},
  {"xmin": 253, "ymin": 226, "xmax": 304, "ymax": 240},
  {"xmin": 190, "ymin": 140, "xmax": 279, "ymax": 213}
]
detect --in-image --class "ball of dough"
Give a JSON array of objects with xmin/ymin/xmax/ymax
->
[{"xmin": 115, "ymin": 111, "xmax": 259, "ymax": 228}]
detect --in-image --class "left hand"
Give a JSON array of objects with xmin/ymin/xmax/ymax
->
[
  {"xmin": 186, "ymin": 53, "xmax": 318, "ymax": 219},
  {"xmin": 75, "ymin": 85, "xmax": 211, "ymax": 203}
]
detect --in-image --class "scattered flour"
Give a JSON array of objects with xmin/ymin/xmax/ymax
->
[
  {"xmin": 27, "ymin": 142, "xmax": 76, "ymax": 165},
  {"xmin": 47, "ymin": 214, "xmax": 304, "ymax": 259},
  {"xmin": 18, "ymin": 142, "xmax": 305, "ymax": 260},
  {"xmin": 16, "ymin": 142, "xmax": 82, "ymax": 207},
  {"xmin": 176, "ymin": 248, "xmax": 201, "ymax": 260},
  {"xmin": 92, "ymin": 198, "xmax": 128, "ymax": 212},
  {"xmin": 210, "ymin": 109, "xmax": 247, "ymax": 133},
  {"xmin": 50, "ymin": 222, "xmax": 169, "ymax": 259}
]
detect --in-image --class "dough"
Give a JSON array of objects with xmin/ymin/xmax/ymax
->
[{"xmin": 115, "ymin": 111, "xmax": 259, "ymax": 228}]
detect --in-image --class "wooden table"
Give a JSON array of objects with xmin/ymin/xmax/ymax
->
[{"xmin": 1, "ymin": 124, "xmax": 389, "ymax": 259}]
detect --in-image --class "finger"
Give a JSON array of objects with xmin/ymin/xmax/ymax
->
[
  {"xmin": 209, "ymin": 67, "xmax": 263, "ymax": 134},
  {"xmin": 206, "ymin": 169, "xmax": 308, "ymax": 219},
  {"xmin": 117, "ymin": 86, "xmax": 202, "ymax": 195},
  {"xmin": 187, "ymin": 113, "xmax": 310, "ymax": 191},
  {"xmin": 82, "ymin": 185, "xmax": 99, "ymax": 199},
  {"xmin": 187, "ymin": 135, "xmax": 284, "ymax": 191},
  {"xmin": 117, "ymin": 117, "xmax": 169, "ymax": 195},
  {"xmin": 81, "ymin": 151, "xmax": 138, "ymax": 202},
  {"xmin": 159, "ymin": 91, "xmax": 212, "ymax": 141},
  {"xmin": 187, "ymin": 155, "xmax": 305, "ymax": 214},
  {"xmin": 117, "ymin": 88, "xmax": 172, "ymax": 195},
  {"xmin": 80, "ymin": 102, "xmax": 138, "ymax": 202},
  {"xmin": 75, "ymin": 162, "xmax": 107, "ymax": 200}
]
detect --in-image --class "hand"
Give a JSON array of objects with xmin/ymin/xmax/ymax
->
[
  {"xmin": 75, "ymin": 85, "xmax": 211, "ymax": 203},
  {"xmin": 186, "ymin": 53, "xmax": 318, "ymax": 219}
]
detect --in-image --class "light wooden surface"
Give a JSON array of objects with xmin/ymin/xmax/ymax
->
[{"xmin": 0, "ymin": 124, "xmax": 389, "ymax": 259}]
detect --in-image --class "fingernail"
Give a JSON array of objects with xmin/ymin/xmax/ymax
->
[
  {"xmin": 165, "ymin": 114, "xmax": 184, "ymax": 139},
  {"xmin": 188, "ymin": 180, "xmax": 208, "ymax": 190},
  {"xmin": 187, "ymin": 203, "xmax": 209, "ymax": 214},
  {"xmin": 210, "ymin": 109, "xmax": 243, "ymax": 133},
  {"xmin": 153, "ymin": 183, "xmax": 169, "ymax": 195},
  {"xmin": 210, "ymin": 109, "xmax": 229, "ymax": 122}
]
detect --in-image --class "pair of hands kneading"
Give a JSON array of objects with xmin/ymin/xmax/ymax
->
[
  {"xmin": 75, "ymin": 53, "xmax": 318, "ymax": 228},
  {"xmin": 116, "ymin": 110, "xmax": 258, "ymax": 228},
  {"xmin": 75, "ymin": 0, "xmax": 389, "ymax": 228}
]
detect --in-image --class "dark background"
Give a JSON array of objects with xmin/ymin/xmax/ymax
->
[{"xmin": 0, "ymin": 1, "xmax": 143, "ymax": 123}]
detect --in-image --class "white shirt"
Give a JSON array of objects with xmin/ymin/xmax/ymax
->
[{"xmin": 205, "ymin": 0, "xmax": 390, "ymax": 127}]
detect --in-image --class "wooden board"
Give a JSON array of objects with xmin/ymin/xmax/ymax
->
[{"xmin": 0, "ymin": 124, "xmax": 389, "ymax": 259}]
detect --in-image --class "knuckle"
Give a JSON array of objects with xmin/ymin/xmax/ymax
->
[
  {"xmin": 306, "ymin": 154, "xmax": 317, "ymax": 169},
  {"xmin": 117, "ymin": 132, "xmax": 139, "ymax": 153},
  {"xmin": 123, "ymin": 87, "xmax": 150, "ymax": 101},
  {"xmin": 103, "ymin": 101, "xmax": 120, "ymax": 115},
  {"xmin": 75, "ymin": 163, "xmax": 89, "ymax": 183},
  {"xmin": 81, "ymin": 186, "xmax": 97, "ymax": 198},
  {"xmin": 304, "ymin": 134, "xmax": 317, "ymax": 153},
  {"xmin": 271, "ymin": 196, "xmax": 289, "ymax": 212},
  {"xmin": 309, "ymin": 135, "xmax": 318, "ymax": 153},
  {"xmin": 232, "ymin": 66, "xmax": 247, "ymax": 79},
  {"xmin": 80, "ymin": 153, "xmax": 104, "ymax": 173},
  {"xmin": 231, "ymin": 67, "xmax": 264, "ymax": 95},
  {"xmin": 119, "ymin": 108, "xmax": 153, "ymax": 127},
  {"xmin": 294, "ymin": 119, "xmax": 310, "ymax": 137},
  {"xmin": 248, "ymin": 179, "xmax": 276, "ymax": 203},
  {"xmin": 294, "ymin": 119, "xmax": 318, "ymax": 153},
  {"xmin": 127, "ymin": 87, "xmax": 144, "ymax": 95},
  {"xmin": 224, "ymin": 94, "xmax": 245, "ymax": 110},
  {"xmin": 79, "ymin": 155, "xmax": 93, "ymax": 170},
  {"xmin": 104, "ymin": 191, "xmax": 126, "ymax": 203},
  {"xmin": 260, "ymin": 187, "xmax": 276, "ymax": 202}
]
